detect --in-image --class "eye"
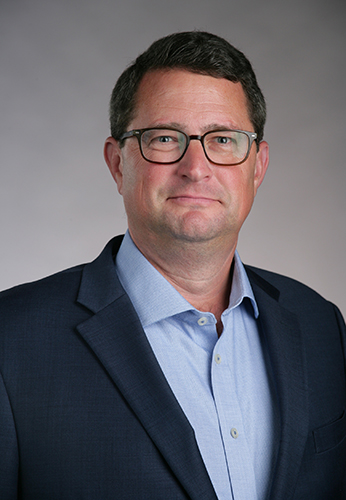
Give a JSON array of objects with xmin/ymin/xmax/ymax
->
[
  {"xmin": 149, "ymin": 134, "xmax": 178, "ymax": 151},
  {"xmin": 142, "ymin": 130, "xmax": 179, "ymax": 148},
  {"xmin": 215, "ymin": 136, "xmax": 232, "ymax": 145},
  {"xmin": 155, "ymin": 135, "xmax": 175, "ymax": 143},
  {"xmin": 207, "ymin": 132, "xmax": 237, "ymax": 150}
]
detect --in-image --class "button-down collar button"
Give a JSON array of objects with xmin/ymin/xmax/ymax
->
[{"xmin": 197, "ymin": 316, "xmax": 208, "ymax": 326}]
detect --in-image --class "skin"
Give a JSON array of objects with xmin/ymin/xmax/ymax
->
[{"xmin": 104, "ymin": 69, "xmax": 269, "ymax": 333}]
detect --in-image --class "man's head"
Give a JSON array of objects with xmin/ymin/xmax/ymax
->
[
  {"xmin": 104, "ymin": 32, "xmax": 269, "ymax": 261},
  {"xmin": 109, "ymin": 31, "xmax": 266, "ymax": 145}
]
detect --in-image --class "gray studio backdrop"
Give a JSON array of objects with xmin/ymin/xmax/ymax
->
[{"xmin": 1, "ymin": 0, "xmax": 345, "ymax": 316}]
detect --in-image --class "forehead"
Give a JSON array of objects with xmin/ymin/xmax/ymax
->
[{"xmin": 131, "ymin": 69, "xmax": 252, "ymax": 130}]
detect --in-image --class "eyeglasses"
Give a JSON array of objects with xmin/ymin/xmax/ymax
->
[{"xmin": 118, "ymin": 128, "xmax": 258, "ymax": 166}]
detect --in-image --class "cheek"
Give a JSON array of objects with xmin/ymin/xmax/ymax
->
[
  {"xmin": 121, "ymin": 164, "xmax": 162, "ymax": 214},
  {"xmin": 240, "ymin": 173, "xmax": 257, "ymax": 215},
  {"xmin": 237, "ymin": 166, "xmax": 255, "ymax": 194},
  {"xmin": 121, "ymin": 153, "xmax": 145, "ymax": 196},
  {"xmin": 222, "ymin": 167, "xmax": 256, "ymax": 211},
  {"xmin": 131, "ymin": 166, "xmax": 171, "ymax": 199}
]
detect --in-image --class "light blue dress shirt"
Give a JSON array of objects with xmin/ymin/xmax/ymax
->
[{"xmin": 116, "ymin": 231, "xmax": 279, "ymax": 500}]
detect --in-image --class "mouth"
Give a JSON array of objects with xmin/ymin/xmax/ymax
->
[{"xmin": 168, "ymin": 195, "xmax": 218, "ymax": 206}]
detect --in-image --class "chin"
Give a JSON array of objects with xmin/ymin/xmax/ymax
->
[
  {"xmin": 152, "ymin": 211, "xmax": 237, "ymax": 244},
  {"xmin": 167, "ymin": 222, "xmax": 231, "ymax": 244}
]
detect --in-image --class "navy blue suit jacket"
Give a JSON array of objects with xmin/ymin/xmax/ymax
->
[{"xmin": 1, "ymin": 235, "xmax": 345, "ymax": 499}]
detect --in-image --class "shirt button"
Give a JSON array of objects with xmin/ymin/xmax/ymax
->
[
  {"xmin": 215, "ymin": 354, "xmax": 221, "ymax": 364},
  {"xmin": 197, "ymin": 317, "xmax": 208, "ymax": 326},
  {"xmin": 231, "ymin": 428, "xmax": 239, "ymax": 439}
]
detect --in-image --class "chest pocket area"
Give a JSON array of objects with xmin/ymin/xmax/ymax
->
[{"xmin": 313, "ymin": 410, "xmax": 346, "ymax": 453}]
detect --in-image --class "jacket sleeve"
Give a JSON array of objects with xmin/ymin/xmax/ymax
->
[{"xmin": 0, "ymin": 369, "xmax": 19, "ymax": 499}]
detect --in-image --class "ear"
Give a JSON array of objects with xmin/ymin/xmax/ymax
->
[
  {"xmin": 253, "ymin": 140, "xmax": 269, "ymax": 196},
  {"xmin": 104, "ymin": 136, "xmax": 124, "ymax": 195}
]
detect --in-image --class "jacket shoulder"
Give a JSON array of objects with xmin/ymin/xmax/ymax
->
[
  {"xmin": 245, "ymin": 264, "xmax": 345, "ymax": 322},
  {"xmin": 245, "ymin": 265, "xmax": 323, "ymax": 297},
  {"xmin": 0, "ymin": 264, "xmax": 85, "ymax": 317},
  {"xmin": 0, "ymin": 235, "xmax": 124, "ymax": 311}
]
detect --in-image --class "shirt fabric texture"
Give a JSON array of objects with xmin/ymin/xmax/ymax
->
[{"xmin": 116, "ymin": 231, "xmax": 279, "ymax": 500}]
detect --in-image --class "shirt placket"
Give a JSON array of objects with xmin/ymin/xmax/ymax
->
[{"xmin": 211, "ymin": 315, "xmax": 258, "ymax": 500}]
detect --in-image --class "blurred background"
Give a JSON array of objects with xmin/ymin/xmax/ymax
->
[{"xmin": 1, "ymin": 0, "xmax": 345, "ymax": 316}]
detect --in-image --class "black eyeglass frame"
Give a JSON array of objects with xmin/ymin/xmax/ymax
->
[{"xmin": 118, "ymin": 127, "xmax": 258, "ymax": 166}]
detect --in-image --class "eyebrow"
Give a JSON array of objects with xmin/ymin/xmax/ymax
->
[
  {"xmin": 147, "ymin": 122, "xmax": 241, "ymax": 133},
  {"xmin": 200, "ymin": 123, "xmax": 240, "ymax": 133}
]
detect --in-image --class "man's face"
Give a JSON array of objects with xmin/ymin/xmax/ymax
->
[{"xmin": 105, "ymin": 69, "xmax": 268, "ymax": 251}]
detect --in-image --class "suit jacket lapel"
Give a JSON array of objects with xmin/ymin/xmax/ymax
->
[
  {"xmin": 76, "ymin": 236, "xmax": 217, "ymax": 500},
  {"xmin": 247, "ymin": 268, "xmax": 309, "ymax": 500}
]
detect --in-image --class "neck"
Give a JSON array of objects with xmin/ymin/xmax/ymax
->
[{"xmin": 130, "ymin": 231, "xmax": 237, "ymax": 328}]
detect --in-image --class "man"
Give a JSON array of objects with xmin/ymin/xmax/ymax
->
[{"xmin": 0, "ymin": 31, "xmax": 345, "ymax": 500}]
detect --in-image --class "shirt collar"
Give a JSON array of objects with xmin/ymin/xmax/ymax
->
[
  {"xmin": 116, "ymin": 231, "xmax": 258, "ymax": 328},
  {"xmin": 228, "ymin": 249, "xmax": 259, "ymax": 319}
]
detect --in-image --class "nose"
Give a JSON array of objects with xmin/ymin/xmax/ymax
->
[{"xmin": 177, "ymin": 137, "xmax": 212, "ymax": 182}]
